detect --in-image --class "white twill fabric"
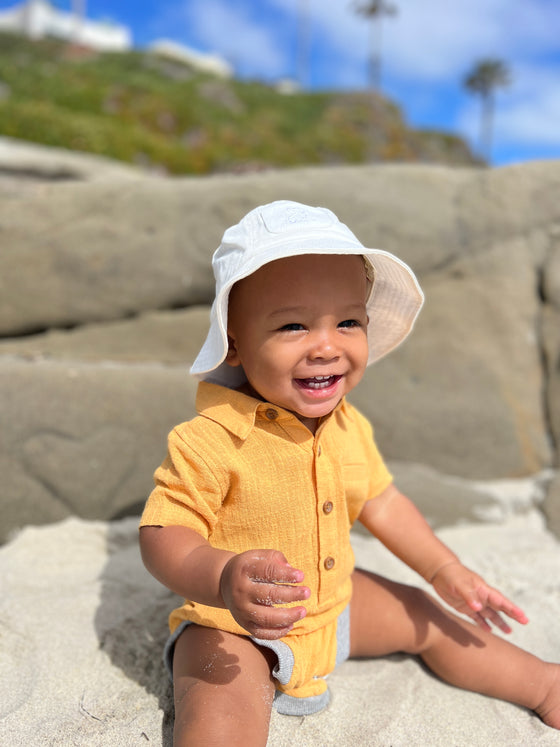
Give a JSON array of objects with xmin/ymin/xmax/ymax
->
[{"xmin": 191, "ymin": 200, "xmax": 424, "ymax": 387}]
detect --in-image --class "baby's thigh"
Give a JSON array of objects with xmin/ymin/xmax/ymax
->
[
  {"xmin": 173, "ymin": 625, "xmax": 276, "ymax": 747},
  {"xmin": 350, "ymin": 568, "xmax": 440, "ymax": 659}
]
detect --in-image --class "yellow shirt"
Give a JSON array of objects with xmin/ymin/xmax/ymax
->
[{"xmin": 140, "ymin": 382, "xmax": 392, "ymax": 637}]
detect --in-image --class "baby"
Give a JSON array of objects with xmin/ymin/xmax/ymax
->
[{"xmin": 139, "ymin": 200, "xmax": 559, "ymax": 745}]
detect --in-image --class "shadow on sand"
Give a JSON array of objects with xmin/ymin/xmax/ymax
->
[{"xmin": 93, "ymin": 517, "xmax": 177, "ymax": 746}]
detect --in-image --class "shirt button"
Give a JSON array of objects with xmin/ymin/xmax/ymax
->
[
  {"xmin": 317, "ymin": 445, "xmax": 322, "ymax": 456},
  {"xmin": 265, "ymin": 408, "xmax": 278, "ymax": 420},
  {"xmin": 324, "ymin": 556, "xmax": 335, "ymax": 570},
  {"xmin": 322, "ymin": 501, "xmax": 334, "ymax": 514}
]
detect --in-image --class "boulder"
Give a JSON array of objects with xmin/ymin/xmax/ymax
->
[
  {"xmin": 0, "ymin": 356, "xmax": 197, "ymax": 544},
  {"xmin": 0, "ymin": 135, "xmax": 143, "ymax": 183},
  {"xmin": 543, "ymin": 472, "xmax": 560, "ymax": 538},
  {"xmin": 1, "ymin": 151, "xmax": 560, "ymax": 538},
  {"xmin": 1, "ymin": 161, "xmax": 560, "ymax": 336},
  {"xmin": 542, "ymin": 304, "xmax": 560, "ymax": 516},
  {"xmin": 351, "ymin": 232, "xmax": 552, "ymax": 478},
  {"xmin": 542, "ymin": 230, "xmax": 560, "ymax": 309},
  {"xmin": 0, "ymin": 307, "xmax": 210, "ymax": 365},
  {"xmin": 0, "ymin": 179, "xmax": 218, "ymax": 335},
  {"xmin": 382, "ymin": 462, "xmax": 552, "ymax": 530}
]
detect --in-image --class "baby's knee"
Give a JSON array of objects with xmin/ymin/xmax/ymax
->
[
  {"xmin": 172, "ymin": 626, "xmax": 276, "ymax": 745},
  {"xmin": 400, "ymin": 586, "xmax": 459, "ymax": 652}
]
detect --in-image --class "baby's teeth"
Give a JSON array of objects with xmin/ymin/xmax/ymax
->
[{"xmin": 305, "ymin": 375, "xmax": 334, "ymax": 389}]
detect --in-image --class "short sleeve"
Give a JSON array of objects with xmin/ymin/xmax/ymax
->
[
  {"xmin": 139, "ymin": 425, "xmax": 227, "ymax": 538},
  {"xmin": 340, "ymin": 403, "xmax": 393, "ymax": 525}
]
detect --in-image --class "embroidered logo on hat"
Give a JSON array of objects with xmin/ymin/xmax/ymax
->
[{"xmin": 261, "ymin": 203, "xmax": 335, "ymax": 234}]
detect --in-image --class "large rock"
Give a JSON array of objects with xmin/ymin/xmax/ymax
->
[
  {"xmin": 0, "ymin": 307, "xmax": 210, "ymax": 365},
  {"xmin": 543, "ymin": 305, "xmax": 560, "ymax": 459},
  {"xmin": 1, "ymin": 161, "xmax": 560, "ymax": 336},
  {"xmin": 0, "ymin": 178, "xmax": 218, "ymax": 335},
  {"xmin": 0, "ymin": 135, "xmax": 143, "ymax": 184},
  {"xmin": 0, "ymin": 356, "xmax": 197, "ymax": 544},
  {"xmin": 542, "ymin": 302, "xmax": 560, "ymax": 537},
  {"xmin": 384, "ymin": 462, "xmax": 553, "ymax": 530},
  {"xmin": 542, "ymin": 229, "xmax": 560, "ymax": 309},
  {"xmin": 1, "ymin": 152, "xmax": 560, "ymax": 537},
  {"xmin": 352, "ymin": 232, "xmax": 552, "ymax": 478}
]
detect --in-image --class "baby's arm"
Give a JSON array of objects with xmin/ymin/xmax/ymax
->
[
  {"xmin": 358, "ymin": 484, "xmax": 528, "ymax": 632},
  {"xmin": 139, "ymin": 526, "xmax": 309, "ymax": 639}
]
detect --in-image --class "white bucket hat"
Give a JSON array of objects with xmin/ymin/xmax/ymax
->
[{"xmin": 191, "ymin": 200, "xmax": 424, "ymax": 387}]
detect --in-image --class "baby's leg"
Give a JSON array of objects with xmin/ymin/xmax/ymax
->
[
  {"xmin": 350, "ymin": 569, "xmax": 560, "ymax": 728},
  {"xmin": 172, "ymin": 624, "xmax": 277, "ymax": 746}
]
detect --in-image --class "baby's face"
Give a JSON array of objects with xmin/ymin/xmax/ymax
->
[{"xmin": 226, "ymin": 254, "xmax": 369, "ymax": 433}]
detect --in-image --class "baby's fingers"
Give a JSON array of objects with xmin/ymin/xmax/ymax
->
[
  {"xmin": 253, "ymin": 580, "xmax": 310, "ymax": 607},
  {"xmin": 249, "ymin": 604, "xmax": 307, "ymax": 640},
  {"xmin": 466, "ymin": 586, "xmax": 529, "ymax": 632},
  {"xmin": 247, "ymin": 550, "xmax": 305, "ymax": 586},
  {"xmin": 471, "ymin": 607, "xmax": 511, "ymax": 634},
  {"xmin": 486, "ymin": 589, "xmax": 529, "ymax": 625}
]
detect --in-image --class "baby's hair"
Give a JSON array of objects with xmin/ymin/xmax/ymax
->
[{"xmin": 363, "ymin": 256, "xmax": 375, "ymax": 296}]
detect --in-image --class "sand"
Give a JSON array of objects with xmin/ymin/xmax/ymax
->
[{"xmin": 1, "ymin": 481, "xmax": 560, "ymax": 746}]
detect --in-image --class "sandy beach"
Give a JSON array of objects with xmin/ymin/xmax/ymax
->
[{"xmin": 1, "ymin": 476, "xmax": 559, "ymax": 746}]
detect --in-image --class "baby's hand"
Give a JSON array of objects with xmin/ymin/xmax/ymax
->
[
  {"xmin": 219, "ymin": 549, "xmax": 310, "ymax": 639},
  {"xmin": 431, "ymin": 561, "xmax": 529, "ymax": 634}
]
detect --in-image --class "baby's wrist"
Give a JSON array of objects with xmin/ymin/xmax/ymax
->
[
  {"xmin": 187, "ymin": 544, "xmax": 236, "ymax": 609},
  {"xmin": 218, "ymin": 553, "xmax": 238, "ymax": 608},
  {"xmin": 427, "ymin": 558, "xmax": 461, "ymax": 584}
]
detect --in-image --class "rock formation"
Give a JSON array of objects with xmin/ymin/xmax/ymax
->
[{"xmin": 1, "ymin": 138, "xmax": 559, "ymax": 541}]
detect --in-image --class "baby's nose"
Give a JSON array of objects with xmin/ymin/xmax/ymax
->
[{"xmin": 308, "ymin": 330, "xmax": 339, "ymax": 359}]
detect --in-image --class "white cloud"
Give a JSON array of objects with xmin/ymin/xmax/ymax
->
[
  {"xmin": 155, "ymin": 0, "xmax": 288, "ymax": 78},
  {"xmin": 289, "ymin": 0, "xmax": 560, "ymax": 84},
  {"xmin": 153, "ymin": 1, "xmax": 560, "ymax": 87},
  {"xmin": 189, "ymin": 0, "xmax": 288, "ymax": 76},
  {"xmin": 496, "ymin": 67, "xmax": 560, "ymax": 146}
]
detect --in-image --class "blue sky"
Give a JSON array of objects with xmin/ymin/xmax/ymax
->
[{"xmin": 2, "ymin": 0, "xmax": 560, "ymax": 166}]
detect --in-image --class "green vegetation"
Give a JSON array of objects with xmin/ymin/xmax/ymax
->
[{"xmin": 0, "ymin": 32, "xmax": 477, "ymax": 174}]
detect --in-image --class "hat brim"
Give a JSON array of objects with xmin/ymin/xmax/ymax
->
[{"xmin": 190, "ymin": 246, "xmax": 423, "ymax": 387}]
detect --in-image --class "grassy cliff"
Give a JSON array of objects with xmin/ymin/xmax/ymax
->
[{"xmin": 0, "ymin": 32, "xmax": 478, "ymax": 174}]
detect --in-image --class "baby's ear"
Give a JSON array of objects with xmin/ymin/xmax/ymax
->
[{"xmin": 225, "ymin": 335, "xmax": 241, "ymax": 367}]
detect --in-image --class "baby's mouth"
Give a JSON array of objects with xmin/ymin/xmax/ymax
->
[{"xmin": 295, "ymin": 375, "xmax": 341, "ymax": 390}]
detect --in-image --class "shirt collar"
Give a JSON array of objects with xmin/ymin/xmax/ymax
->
[{"xmin": 196, "ymin": 381, "xmax": 346, "ymax": 441}]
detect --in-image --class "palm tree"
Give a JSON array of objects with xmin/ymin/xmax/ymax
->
[
  {"xmin": 297, "ymin": 0, "xmax": 311, "ymax": 89},
  {"xmin": 352, "ymin": 1, "xmax": 397, "ymax": 160},
  {"xmin": 464, "ymin": 58, "xmax": 511, "ymax": 164},
  {"xmin": 352, "ymin": 0, "xmax": 398, "ymax": 95}
]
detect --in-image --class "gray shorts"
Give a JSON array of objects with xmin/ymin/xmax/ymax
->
[{"xmin": 163, "ymin": 605, "xmax": 350, "ymax": 716}]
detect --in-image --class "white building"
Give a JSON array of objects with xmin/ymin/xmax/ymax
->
[
  {"xmin": 148, "ymin": 39, "xmax": 233, "ymax": 79},
  {"xmin": 0, "ymin": 0, "xmax": 131, "ymax": 52}
]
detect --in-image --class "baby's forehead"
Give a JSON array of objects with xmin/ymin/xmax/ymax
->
[
  {"xmin": 248, "ymin": 253, "xmax": 365, "ymax": 280},
  {"xmin": 229, "ymin": 253, "xmax": 368, "ymax": 310}
]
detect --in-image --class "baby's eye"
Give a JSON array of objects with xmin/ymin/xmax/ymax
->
[
  {"xmin": 279, "ymin": 323, "xmax": 305, "ymax": 331},
  {"xmin": 338, "ymin": 319, "xmax": 362, "ymax": 328}
]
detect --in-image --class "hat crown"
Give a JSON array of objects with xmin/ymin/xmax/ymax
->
[{"xmin": 213, "ymin": 201, "xmax": 360, "ymax": 288}]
